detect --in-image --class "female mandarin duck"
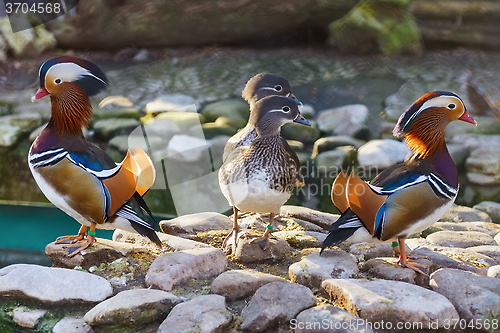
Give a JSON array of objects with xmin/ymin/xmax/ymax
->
[
  {"xmin": 29, "ymin": 56, "xmax": 161, "ymax": 256},
  {"xmin": 219, "ymin": 95, "xmax": 310, "ymax": 250},
  {"xmin": 321, "ymin": 91, "xmax": 477, "ymax": 274},
  {"xmin": 221, "ymin": 74, "xmax": 302, "ymax": 248},
  {"xmin": 222, "ymin": 73, "xmax": 302, "ymax": 162}
]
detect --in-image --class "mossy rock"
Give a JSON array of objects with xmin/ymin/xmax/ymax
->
[
  {"xmin": 201, "ymin": 121, "xmax": 238, "ymax": 139},
  {"xmin": 155, "ymin": 112, "xmax": 206, "ymax": 131},
  {"xmin": 93, "ymin": 107, "xmax": 141, "ymax": 120},
  {"xmin": 201, "ymin": 99, "xmax": 249, "ymax": 124},
  {"xmin": 281, "ymin": 120, "xmax": 320, "ymax": 144},
  {"xmin": 328, "ymin": 0, "xmax": 422, "ymax": 55}
]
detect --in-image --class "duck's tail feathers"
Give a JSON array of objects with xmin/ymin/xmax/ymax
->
[
  {"xmin": 320, "ymin": 209, "xmax": 363, "ymax": 254},
  {"xmin": 115, "ymin": 198, "xmax": 162, "ymax": 246}
]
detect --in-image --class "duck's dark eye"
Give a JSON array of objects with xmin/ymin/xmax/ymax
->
[
  {"xmin": 282, "ymin": 106, "xmax": 290, "ymax": 112},
  {"xmin": 54, "ymin": 78, "xmax": 62, "ymax": 84},
  {"xmin": 275, "ymin": 85, "xmax": 282, "ymax": 91},
  {"xmin": 448, "ymin": 103, "xmax": 456, "ymax": 109}
]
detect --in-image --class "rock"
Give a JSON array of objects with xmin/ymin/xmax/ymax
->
[
  {"xmin": 294, "ymin": 304, "xmax": 374, "ymax": 333},
  {"xmin": 0, "ymin": 264, "xmax": 112, "ymax": 304},
  {"xmin": 362, "ymin": 257, "xmax": 430, "ymax": 286},
  {"xmin": 451, "ymin": 134, "xmax": 500, "ymax": 151},
  {"xmin": 0, "ymin": 114, "xmax": 43, "ymax": 147},
  {"xmin": 92, "ymin": 118, "xmax": 140, "ymax": 140},
  {"xmin": 146, "ymin": 247, "xmax": 227, "ymax": 291},
  {"xmin": 279, "ymin": 206, "xmax": 340, "ymax": 229},
  {"xmin": 53, "ymin": 317, "xmax": 94, "ymax": 333},
  {"xmin": 83, "ymin": 289, "xmax": 183, "ymax": 327},
  {"xmin": 240, "ymin": 282, "xmax": 317, "ymax": 332},
  {"xmin": 329, "ymin": 0, "xmax": 422, "ymax": 55},
  {"xmin": 12, "ymin": 307, "xmax": 47, "ymax": 328},
  {"xmin": 108, "ymin": 134, "xmax": 163, "ymax": 153},
  {"xmin": 157, "ymin": 295, "xmax": 232, "ymax": 333},
  {"xmin": 430, "ymin": 268, "xmax": 500, "ymax": 322},
  {"xmin": 289, "ymin": 250, "xmax": 358, "ymax": 289},
  {"xmin": 202, "ymin": 120, "xmax": 238, "ymax": 139},
  {"xmin": 430, "ymin": 221, "xmax": 500, "ymax": 238},
  {"xmin": 474, "ymin": 201, "xmax": 500, "ymax": 224},
  {"xmin": 113, "ymin": 229, "xmax": 213, "ymax": 250},
  {"xmin": 211, "ymin": 270, "xmax": 286, "ymax": 301},
  {"xmin": 0, "ymin": 18, "xmax": 56, "ymax": 57},
  {"xmin": 201, "ymin": 98, "xmax": 249, "ymax": 125},
  {"xmin": 447, "ymin": 142, "xmax": 470, "ymax": 168},
  {"xmin": 426, "ymin": 230, "xmax": 497, "ymax": 248},
  {"xmin": 322, "ymin": 279, "xmax": 459, "ymax": 328},
  {"xmin": 348, "ymin": 242, "xmax": 409, "ymax": 260},
  {"xmin": 439, "ymin": 204, "xmax": 492, "ymax": 223},
  {"xmin": 300, "ymin": 104, "xmax": 315, "ymax": 119},
  {"xmin": 165, "ymin": 134, "xmax": 208, "ymax": 162},
  {"xmin": 488, "ymin": 265, "xmax": 500, "ymax": 278},
  {"xmin": 281, "ymin": 120, "xmax": 320, "ymax": 144},
  {"xmin": 287, "ymin": 139, "xmax": 305, "ymax": 152},
  {"xmin": 315, "ymin": 147, "xmax": 357, "ymax": 175},
  {"xmin": 159, "ymin": 212, "xmax": 232, "ymax": 236},
  {"xmin": 272, "ymin": 230, "xmax": 327, "ymax": 248},
  {"xmin": 468, "ymin": 245, "xmax": 500, "ymax": 264},
  {"xmin": 311, "ymin": 136, "xmax": 365, "ymax": 158},
  {"xmin": 357, "ymin": 139, "xmax": 411, "ymax": 169},
  {"xmin": 231, "ymin": 235, "xmax": 291, "ymax": 262},
  {"xmin": 99, "ymin": 96, "xmax": 134, "ymax": 108},
  {"xmin": 316, "ymin": 104, "xmax": 369, "ymax": 136},
  {"xmin": 146, "ymin": 97, "xmax": 195, "ymax": 114},
  {"xmin": 92, "ymin": 107, "xmax": 140, "ymax": 121},
  {"xmin": 155, "ymin": 111, "xmax": 206, "ymax": 131},
  {"xmin": 45, "ymin": 237, "xmax": 153, "ymax": 270},
  {"xmin": 465, "ymin": 147, "xmax": 500, "ymax": 185}
]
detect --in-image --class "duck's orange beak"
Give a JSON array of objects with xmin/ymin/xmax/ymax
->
[
  {"xmin": 458, "ymin": 110, "xmax": 477, "ymax": 125},
  {"xmin": 31, "ymin": 87, "xmax": 49, "ymax": 102}
]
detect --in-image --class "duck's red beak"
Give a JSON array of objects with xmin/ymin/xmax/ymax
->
[
  {"xmin": 458, "ymin": 110, "xmax": 477, "ymax": 125},
  {"xmin": 31, "ymin": 87, "xmax": 49, "ymax": 102}
]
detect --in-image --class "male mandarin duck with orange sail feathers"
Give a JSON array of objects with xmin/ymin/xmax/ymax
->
[
  {"xmin": 29, "ymin": 56, "xmax": 161, "ymax": 256},
  {"xmin": 321, "ymin": 91, "xmax": 477, "ymax": 274}
]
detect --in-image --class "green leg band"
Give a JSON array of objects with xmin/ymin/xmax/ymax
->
[
  {"xmin": 266, "ymin": 224, "xmax": 273, "ymax": 231},
  {"xmin": 391, "ymin": 241, "xmax": 399, "ymax": 248},
  {"xmin": 88, "ymin": 231, "xmax": 96, "ymax": 237}
]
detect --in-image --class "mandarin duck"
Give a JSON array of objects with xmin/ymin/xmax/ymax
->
[
  {"xmin": 321, "ymin": 91, "xmax": 477, "ymax": 274},
  {"xmin": 29, "ymin": 56, "xmax": 161, "ymax": 256},
  {"xmin": 222, "ymin": 73, "xmax": 302, "ymax": 162},
  {"xmin": 219, "ymin": 95, "xmax": 310, "ymax": 250}
]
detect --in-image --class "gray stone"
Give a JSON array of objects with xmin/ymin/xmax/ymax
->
[
  {"xmin": 158, "ymin": 295, "xmax": 232, "ymax": 333},
  {"xmin": 362, "ymin": 257, "xmax": 430, "ymax": 286},
  {"xmin": 289, "ymin": 250, "xmax": 358, "ymax": 289},
  {"xmin": 281, "ymin": 120, "xmax": 320, "ymax": 144},
  {"xmin": 311, "ymin": 136, "xmax": 365, "ymax": 158},
  {"xmin": 201, "ymin": 98, "xmax": 249, "ymax": 125},
  {"xmin": 450, "ymin": 134, "xmax": 500, "ymax": 151},
  {"xmin": 146, "ymin": 95, "xmax": 197, "ymax": 114},
  {"xmin": 231, "ymin": 235, "xmax": 291, "ymax": 263},
  {"xmin": 279, "ymin": 206, "xmax": 340, "ymax": 229},
  {"xmin": 0, "ymin": 264, "xmax": 112, "ymax": 304},
  {"xmin": 294, "ymin": 304, "xmax": 374, "ymax": 333},
  {"xmin": 160, "ymin": 212, "xmax": 232, "ymax": 235},
  {"xmin": 300, "ymin": 104, "xmax": 315, "ymax": 119},
  {"xmin": 439, "ymin": 204, "xmax": 492, "ymax": 222},
  {"xmin": 146, "ymin": 247, "xmax": 227, "ymax": 291},
  {"xmin": 0, "ymin": 113, "xmax": 42, "ymax": 147},
  {"xmin": 154, "ymin": 111, "xmax": 206, "ymax": 132},
  {"xmin": 322, "ymin": 279, "xmax": 459, "ymax": 328},
  {"xmin": 426, "ymin": 230, "xmax": 497, "ymax": 248},
  {"xmin": 113, "ymin": 229, "xmax": 212, "ymax": 250},
  {"xmin": 465, "ymin": 147, "xmax": 500, "ymax": 185},
  {"xmin": 12, "ymin": 307, "xmax": 46, "ymax": 328},
  {"xmin": 108, "ymin": 134, "xmax": 164, "ymax": 153},
  {"xmin": 240, "ymin": 282, "xmax": 316, "ymax": 332},
  {"xmin": 357, "ymin": 139, "xmax": 411, "ymax": 169},
  {"xmin": 348, "ymin": 242, "xmax": 409, "ymax": 260},
  {"xmin": 211, "ymin": 270, "xmax": 286, "ymax": 301},
  {"xmin": 447, "ymin": 142, "xmax": 470, "ymax": 168},
  {"xmin": 53, "ymin": 317, "xmax": 94, "ymax": 333},
  {"xmin": 45, "ymin": 237, "xmax": 153, "ymax": 270},
  {"xmin": 84, "ymin": 289, "xmax": 183, "ymax": 327},
  {"xmin": 202, "ymin": 120, "xmax": 238, "ymax": 139},
  {"xmin": 474, "ymin": 201, "xmax": 500, "ymax": 224},
  {"xmin": 488, "ymin": 265, "xmax": 500, "ymax": 278},
  {"xmin": 316, "ymin": 104, "xmax": 369, "ymax": 136},
  {"xmin": 430, "ymin": 268, "xmax": 500, "ymax": 322},
  {"xmin": 0, "ymin": 18, "xmax": 56, "ymax": 57},
  {"xmin": 315, "ymin": 147, "xmax": 357, "ymax": 176},
  {"xmin": 92, "ymin": 118, "xmax": 140, "ymax": 140},
  {"xmin": 92, "ymin": 107, "xmax": 140, "ymax": 120},
  {"xmin": 165, "ymin": 134, "xmax": 208, "ymax": 162},
  {"xmin": 468, "ymin": 245, "xmax": 500, "ymax": 264},
  {"xmin": 272, "ymin": 230, "xmax": 326, "ymax": 248},
  {"xmin": 431, "ymin": 221, "xmax": 500, "ymax": 238}
]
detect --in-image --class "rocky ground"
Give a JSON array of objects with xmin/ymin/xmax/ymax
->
[{"xmin": 1, "ymin": 204, "xmax": 500, "ymax": 332}]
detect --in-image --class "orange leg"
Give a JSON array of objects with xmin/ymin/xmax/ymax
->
[
  {"xmin": 55, "ymin": 225, "xmax": 88, "ymax": 244},
  {"xmin": 65, "ymin": 223, "xmax": 97, "ymax": 257},
  {"xmin": 222, "ymin": 206, "xmax": 245, "ymax": 249},
  {"xmin": 249, "ymin": 213, "xmax": 275, "ymax": 250},
  {"xmin": 398, "ymin": 238, "xmax": 427, "ymax": 276}
]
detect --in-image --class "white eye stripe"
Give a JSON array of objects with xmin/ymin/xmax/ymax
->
[
  {"xmin": 403, "ymin": 95, "xmax": 463, "ymax": 129},
  {"xmin": 45, "ymin": 62, "xmax": 106, "ymax": 85}
]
